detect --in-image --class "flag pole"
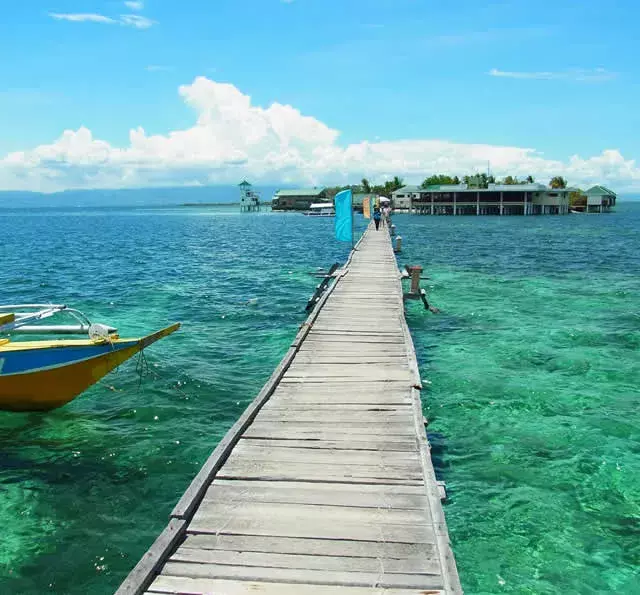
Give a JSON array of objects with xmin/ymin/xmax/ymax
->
[{"xmin": 351, "ymin": 189, "xmax": 355, "ymax": 250}]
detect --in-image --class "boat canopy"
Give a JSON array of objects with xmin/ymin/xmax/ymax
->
[{"xmin": 309, "ymin": 203, "xmax": 335, "ymax": 209}]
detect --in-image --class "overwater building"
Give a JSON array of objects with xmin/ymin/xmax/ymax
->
[
  {"xmin": 391, "ymin": 185, "xmax": 421, "ymax": 211},
  {"xmin": 584, "ymin": 185, "xmax": 617, "ymax": 213},
  {"xmin": 392, "ymin": 183, "xmax": 592, "ymax": 215},
  {"xmin": 272, "ymin": 188, "xmax": 327, "ymax": 211}
]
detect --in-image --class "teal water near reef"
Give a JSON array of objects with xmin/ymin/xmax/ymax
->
[{"xmin": 1, "ymin": 203, "xmax": 639, "ymax": 594}]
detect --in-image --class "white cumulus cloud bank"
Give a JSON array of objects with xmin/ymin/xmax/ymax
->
[{"xmin": 1, "ymin": 77, "xmax": 639, "ymax": 193}]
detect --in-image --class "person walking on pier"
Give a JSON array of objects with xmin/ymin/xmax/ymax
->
[{"xmin": 373, "ymin": 207, "xmax": 382, "ymax": 230}]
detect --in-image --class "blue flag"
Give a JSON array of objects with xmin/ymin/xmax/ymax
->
[{"xmin": 334, "ymin": 189, "xmax": 353, "ymax": 243}]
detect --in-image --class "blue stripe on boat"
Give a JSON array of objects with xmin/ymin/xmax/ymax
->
[{"xmin": 0, "ymin": 341, "xmax": 138, "ymax": 375}]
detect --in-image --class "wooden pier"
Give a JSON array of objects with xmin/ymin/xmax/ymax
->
[{"xmin": 118, "ymin": 224, "xmax": 461, "ymax": 594}]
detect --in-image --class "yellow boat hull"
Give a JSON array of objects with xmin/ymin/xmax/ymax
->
[{"xmin": 0, "ymin": 323, "xmax": 179, "ymax": 412}]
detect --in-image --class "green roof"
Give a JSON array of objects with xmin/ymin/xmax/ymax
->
[
  {"xmin": 275, "ymin": 188, "xmax": 326, "ymax": 197},
  {"xmin": 392, "ymin": 185, "xmax": 421, "ymax": 194},
  {"xmin": 238, "ymin": 180, "xmax": 251, "ymax": 187},
  {"xmin": 585, "ymin": 185, "xmax": 616, "ymax": 196},
  {"xmin": 422, "ymin": 185, "xmax": 459, "ymax": 191}
]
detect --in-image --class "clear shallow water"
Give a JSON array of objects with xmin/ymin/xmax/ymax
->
[{"xmin": 0, "ymin": 203, "xmax": 638, "ymax": 594}]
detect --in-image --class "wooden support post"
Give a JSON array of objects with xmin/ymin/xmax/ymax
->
[
  {"xmin": 408, "ymin": 265, "xmax": 422, "ymax": 295},
  {"xmin": 394, "ymin": 236, "xmax": 402, "ymax": 253},
  {"xmin": 390, "ymin": 224, "xmax": 396, "ymax": 236}
]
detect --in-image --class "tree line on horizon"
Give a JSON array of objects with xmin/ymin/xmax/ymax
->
[
  {"xmin": 419, "ymin": 173, "xmax": 571, "ymax": 189},
  {"xmin": 326, "ymin": 174, "xmax": 570, "ymax": 197}
]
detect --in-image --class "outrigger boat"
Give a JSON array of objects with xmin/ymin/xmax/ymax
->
[
  {"xmin": 303, "ymin": 203, "xmax": 335, "ymax": 217},
  {"xmin": 0, "ymin": 304, "xmax": 180, "ymax": 412}
]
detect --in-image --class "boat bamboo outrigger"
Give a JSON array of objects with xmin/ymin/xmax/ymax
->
[{"xmin": 0, "ymin": 304, "xmax": 180, "ymax": 412}]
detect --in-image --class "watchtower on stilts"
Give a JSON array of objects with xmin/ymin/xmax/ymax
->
[{"xmin": 239, "ymin": 180, "xmax": 262, "ymax": 212}]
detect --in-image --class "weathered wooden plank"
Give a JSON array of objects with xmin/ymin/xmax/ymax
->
[
  {"xmin": 314, "ymin": 311, "xmax": 402, "ymax": 319},
  {"xmin": 256, "ymin": 410, "xmax": 415, "ymax": 424},
  {"xmin": 309, "ymin": 329, "xmax": 405, "ymax": 338},
  {"xmin": 221, "ymin": 452, "xmax": 420, "ymax": 471},
  {"xmin": 180, "ymin": 534, "xmax": 435, "ymax": 560},
  {"xmin": 246, "ymin": 421, "xmax": 416, "ymax": 436},
  {"xmin": 194, "ymin": 500, "xmax": 429, "ymax": 527},
  {"xmin": 269, "ymin": 392, "xmax": 412, "ymax": 405},
  {"xmin": 161, "ymin": 561, "xmax": 445, "ymax": 590},
  {"xmin": 243, "ymin": 430, "xmax": 416, "ymax": 444},
  {"xmin": 148, "ymin": 575, "xmax": 443, "ymax": 595},
  {"xmin": 284, "ymin": 362, "xmax": 409, "ymax": 370},
  {"xmin": 262, "ymin": 402, "xmax": 413, "ymax": 412},
  {"xmin": 296, "ymin": 350, "xmax": 408, "ymax": 359},
  {"xmin": 281, "ymin": 377, "xmax": 412, "ymax": 384},
  {"xmin": 312, "ymin": 316, "xmax": 402, "ymax": 323},
  {"xmin": 293, "ymin": 354, "xmax": 408, "ymax": 364},
  {"xmin": 202, "ymin": 479, "xmax": 427, "ymax": 509},
  {"xmin": 249, "ymin": 417, "xmax": 414, "ymax": 427},
  {"xmin": 283, "ymin": 370, "xmax": 412, "ymax": 382},
  {"xmin": 269, "ymin": 397, "xmax": 412, "ymax": 407},
  {"xmin": 297, "ymin": 343, "xmax": 407, "ymax": 352},
  {"xmin": 170, "ymin": 547, "xmax": 441, "ymax": 575},
  {"xmin": 271, "ymin": 381, "xmax": 411, "ymax": 394},
  {"xmin": 188, "ymin": 515, "xmax": 436, "ymax": 543},
  {"xmin": 217, "ymin": 459, "xmax": 423, "ymax": 484},
  {"xmin": 311, "ymin": 324, "xmax": 403, "ymax": 333},
  {"xmin": 231, "ymin": 443, "xmax": 419, "ymax": 465},
  {"xmin": 241, "ymin": 437, "xmax": 417, "ymax": 451},
  {"xmin": 302, "ymin": 335, "xmax": 407, "ymax": 344}
]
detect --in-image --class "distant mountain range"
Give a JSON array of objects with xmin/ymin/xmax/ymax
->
[{"xmin": 0, "ymin": 185, "xmax": 282, "ymax": 208}]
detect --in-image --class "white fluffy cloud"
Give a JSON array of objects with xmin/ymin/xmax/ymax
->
[{"xmin": 1, "ymin": 77, "xmax": 639, "ymax": 193}]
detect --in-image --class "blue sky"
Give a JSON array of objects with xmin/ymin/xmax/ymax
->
[{"xmin": 1, "ymin": 0, "xmax": 638, "ymax": 192}]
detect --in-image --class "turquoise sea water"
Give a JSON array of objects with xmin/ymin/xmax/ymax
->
[{"xmin": 0, "ymin": 203, "xmax": 638, "ymax": 594}]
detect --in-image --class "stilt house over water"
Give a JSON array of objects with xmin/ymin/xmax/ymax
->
[
  {"xmin": 584, "ymin": 185, "xmax": 617, "ymax": 213},
  {"xmin": 393, "ymin": 182, "xmax": 617, "ymax": 215}
]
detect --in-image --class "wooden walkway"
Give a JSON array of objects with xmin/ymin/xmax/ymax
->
[{"xmin": 118, "ymin": 224, "xmax": 461, "ymax": 595}]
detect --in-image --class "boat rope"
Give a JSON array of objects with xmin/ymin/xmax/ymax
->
[
  {"xmin": 132, "ymin": 350, "xmax": 190, "ymax": 399},
  {"xmin": 136, "ymin": 349, "xmax": 151, "ymax": 388}
]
